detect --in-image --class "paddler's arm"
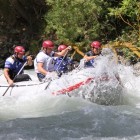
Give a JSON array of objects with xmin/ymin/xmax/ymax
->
[
  {"xmin": 84, "ymin": 55, "xmax": 97, "ymax": 62},
  {"xmin": 54, "ymin": 46, "xmax": 71, "ymax": 57},
  {"xmin": 37, "ymin": 62, "xmax": 48, "ymax": 75},
  {"xmin": 4, "ymin": 68, "xmax": 14, "ymax": 86}
]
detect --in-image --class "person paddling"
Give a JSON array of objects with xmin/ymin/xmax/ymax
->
[
  {"xmin": 84, "ymin": 41, "xmax": 101, "ymax": 67},
  {"xmin": 4, "ymin": 46, "xmax": 33, "ymax": 86},
  {"xmin": 34, "ymin": 40, "xmax": 71, "ymax": 82},
  {"xmin": 54, "ymin": 44, "xmax": 73, "ymax": 77}
]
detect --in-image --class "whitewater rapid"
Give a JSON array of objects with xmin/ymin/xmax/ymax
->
[{"xmin": 0, "ymin": 50, "xmax": 140, "ymax": 139}]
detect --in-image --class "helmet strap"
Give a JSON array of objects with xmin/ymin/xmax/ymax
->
[
  {"xmin": 14, "ymin": 53, "xmax": 18, "ymax": 58},
  {"xmin": 43, "ymin": 48, "xmax": 48, "ymax": 55}
]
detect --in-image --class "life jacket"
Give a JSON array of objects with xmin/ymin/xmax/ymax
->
[
  {"xmin": 85, "ymin": 51, "xmax": 95, "ymax": 67},
  {"xmin": 54, "ymin": 57, "xmax": 72, "ymax": 74},
  {"xmin": 5, "ymin": 55, "xmax": 26, "ymax": 80},
  {"xmin": 34, "ymin": 51, "xmax": 55, "ymax": 74}
]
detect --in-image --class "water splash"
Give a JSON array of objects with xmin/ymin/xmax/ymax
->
[{"xmin": 0, "ymin": 48, "xmax": 140, "ymax": 122}]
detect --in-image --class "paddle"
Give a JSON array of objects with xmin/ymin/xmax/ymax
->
[
  {"xmin": 44, "ymin": 48, "xmax": 70, "ymax": 90},
  {"xmin": 56, "ymin": 49, "xmax": 69, "ymax": 75},
  {"xmin": 2, "ymin": 61, "xmax": 27, "ymax": 96},
  {"xmin": 44, "ymin": 78, "xmax": 52, "ymax": 90},
  {"xmin": 73, "ymin": 46, "xmax": 84, "ymax": 57}
]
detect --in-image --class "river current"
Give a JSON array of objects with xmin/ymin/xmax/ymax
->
[{"xmin": 0, "ymin": 57, "xmax": 140, "ymax": 140}]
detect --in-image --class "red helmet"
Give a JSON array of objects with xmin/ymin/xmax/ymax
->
[
  {"xmin": 42, "ymin": 40, "xmax": 54, "ymax": 49},
  {"xmin": 91, "ymin": 41, "xmax": 101, "ymax": 49},
  {"xmin": 58, "ymin": 45, "xmax": 67, "ymax": 51},
  {"xmin": 14, "ymin": 46, "xmax": 25, "ymax": 55}
]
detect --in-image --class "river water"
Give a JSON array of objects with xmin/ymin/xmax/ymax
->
[{"xmin": 0, "ymin": 57, "xmax": 140, "ymax": 139}]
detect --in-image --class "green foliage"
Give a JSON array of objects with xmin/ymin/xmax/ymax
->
[
  {"xmin": 44, "ymin": 0, "xmax": 111, "ymax": 45},
  {"xmin": 121, "ymin": 47, "xmax": 137, "ymax": 63},
  {"xmin": 0, "ymin": 0, "xmax": 47, "ymax": 52},
  {"xmin": 0, "ymin": 0, "xmax": 139, "ymax": 62},
  {"xmin": 109, "ymin": 0, "xmax": 140, "ymax": 46},
  {"xmin": 0, "ymin": 0, "xmax": 13, "ymax": 21}
]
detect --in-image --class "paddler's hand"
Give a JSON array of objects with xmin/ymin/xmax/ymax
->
[
  {"xmin": 67, "ymin": 46, "xmax": 72, "ymax": 51},
  {"xmin": 8, "ymin": 79, "xmax": 14, "ymax": 86},
  {"xmin": 83, "ymin": 58, "xmax": 88, "ymax": 62},
  {"xmin": 27, "ymin": 55, "xmax": 32, "ymax": 60},
  {"xmin": 27, "ymin": 55, "xmax": 33, "ymax": 66},
  {"xmin": 45, "ymin": 72, "xmax": 58, "ymax": 80}
]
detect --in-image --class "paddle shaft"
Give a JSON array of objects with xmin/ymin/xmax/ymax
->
[
  {"xmin": 2, "ymin": 61, "xmax": 27, "ymax": 96},
  {"xmin": 45, "ymin": 50, "xmax": 69, "ymax": 90},
  {"xmin": 56, "ymin": 50, "xmax": 69, "ymax": 74},
  {"xmin": 44, "ymin": 78, "xmax": 52, "ymax": 90},
  {"xmin": 44, "ymin": 51, "xmax": 68, "ymax": 90}
]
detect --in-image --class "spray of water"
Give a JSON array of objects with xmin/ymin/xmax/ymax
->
[{"xmin": 0, "ymin": 48, "xmax": 140, "ymax": 122}]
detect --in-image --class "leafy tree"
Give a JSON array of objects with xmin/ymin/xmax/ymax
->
[
  {"xmin": 44, "ymin": 0, "xmax": 116, "ymax": 47},
  {"xmin": 109, "ymin": 0, "xmax": 140, "ymax": 46},
  {"xmin": 0, "ymin": 0, "xmax": 47, "ymax": 54}
]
